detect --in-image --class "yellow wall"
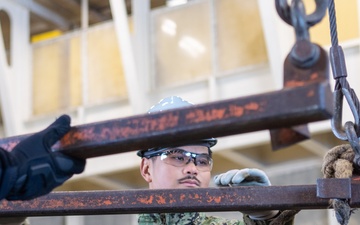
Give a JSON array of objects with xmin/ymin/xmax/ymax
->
[
  {"xmin": 307, "ymin": 0, "xmax": 359, "ymax": 45},
  {"xmin": 153, "ymin": 0, "xmax": 267, "ymax": 87},
  {"xmin": 31, "ymin": 0, "xmax": 359, "ymax": 115},
  {"xmin": 33, "ymin": 39, "xmax": 72, "ymax": 114},
  {"xmin": 215, "ymin": 0, "xmax": 267, "ymax": 72},
  {"xmin": 32, "ymin": 23, "xmax": 127, "ymax": 115},
  {"xmin": 153, "ymin": 1, "xmax": 213, "ymax": 86}
]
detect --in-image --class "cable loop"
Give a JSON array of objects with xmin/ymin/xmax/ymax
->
[
  {"xmin": 344, "ymin": 122, "xmax": 360, "ymax": 171},
  {"xmin": 331, "ymin": 89, "xmax": 360, "ymax": 141},
  {"xmin": 328, "ymin": 0, "xmax": 360, "ymax": 143}
]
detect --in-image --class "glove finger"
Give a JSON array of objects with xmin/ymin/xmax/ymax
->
[
  {"xmin": 43, "ymin": 115, "xmax": 71, "ymax": 148},
  {"xmin": 231, "ymin": 169, "xmax": 250, "ymax": 184},
  {"xmin": 54, "ymin": 153, "xmax": 86, "ymax": 174},
  {"xmin": 213, "ymin": 175, "xmax": 219, "ymax": 183},
  {"xmin": 213, "ymin": 174, "xmax": 222, "ymax": 185},
  {"xmin": 214, "ymin": 169, "xmax": 239, "ymax": 186},
  {"xmin": 233, "ymin": 168, "xmax": 270, "ymax": 186},
  {"xmin": 246, "ymin": 168, "xmax": 271, "ymax": 186},
  {"xmin": 6, "ymin": 172, "xmax": 71, "ymax": 201}
]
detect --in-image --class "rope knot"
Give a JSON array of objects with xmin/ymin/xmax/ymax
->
[{"xmin": 322, "ymin": 144, "xmax": 356, "ymax": 225}]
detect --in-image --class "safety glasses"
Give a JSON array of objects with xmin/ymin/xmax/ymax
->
[{"xmin": 144, "ymin": 148, "xmax": 213, "ymax": 172}]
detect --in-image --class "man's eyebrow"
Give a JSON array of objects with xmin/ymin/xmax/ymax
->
[{"xmin": 168, "ymin": 148, "xmax": 186, "ymax": 152}]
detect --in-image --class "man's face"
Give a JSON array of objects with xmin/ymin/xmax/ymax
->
[{"xmin": 140, "ymin": 145, "xmax": 212, "ymax": 189}]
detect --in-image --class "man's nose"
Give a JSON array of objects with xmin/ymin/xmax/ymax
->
[{"xmin": 184, "ymin": 158, "xmax": 198, "ymax": 174}]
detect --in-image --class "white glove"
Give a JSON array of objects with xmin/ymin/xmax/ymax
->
[
  {"xmin": 214, "ymin": 168, "xmax": 278, "ymax": 220},
  {"xmin": 214, "ymin": 168, "xmax": 271, "ymax": 187}
]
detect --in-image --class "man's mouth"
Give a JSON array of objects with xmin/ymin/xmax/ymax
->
[{"xmin": 178, "ymin": 176, "xmax": 200, "ymax": 187}]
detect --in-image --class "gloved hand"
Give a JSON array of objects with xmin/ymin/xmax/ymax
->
[
  {"xmin": 3, "ymin": 114, "xmax": 86, "ymax": 200},
  {"xmin": 0, "ymin": 217, "xmax": 29, "ymax": 225},
  {"xmin": 214, "ymin": 168, "xmax": 278, "ymax": 220},
  {"xmin": 214, "ymin": 168, "xmax": 271, "ymax": 187}
]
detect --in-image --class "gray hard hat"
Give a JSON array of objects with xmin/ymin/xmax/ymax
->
[{"xmin": 137, "ymin": 96, "xmax": 217, "ymax": 157}]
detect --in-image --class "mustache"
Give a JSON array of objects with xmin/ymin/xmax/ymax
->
[{"xmin": 178, "ymin": 175, "xmax": 201, "ymax": 184}]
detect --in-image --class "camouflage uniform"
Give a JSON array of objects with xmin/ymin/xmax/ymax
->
[{"xmin": 138, "ymin": 211, "xmax": 297, "ymax": 225}]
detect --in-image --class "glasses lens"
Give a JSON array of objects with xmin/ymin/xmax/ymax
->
[
  {"xmin": 160, "ymin": 149, "xmax": 212, "ymax": 171},
  {"xmin": 195, "ymin": 154, "xmax": 213, "ymax": 168}
]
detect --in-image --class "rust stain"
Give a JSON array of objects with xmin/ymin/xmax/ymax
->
[
  {"xmin": 171, "ymin": 103, "xmax": 262, "ymax": 124},
  {"xmin": 229, "ymin": 105, "xmax": 244, "ymax": 117},
  {"xmin": 207, "ymin": 196, "xmax": 222, "ymax": 203},
  {"xmin": 310, "ymin": 72, "xmax": 319, "ymax": 80},
  {"xmin": 169, "ymin": 194, "xmax": 176, "ymax": 204},
  {"xmin": 155, "ymin": 115, "xmax": 180, "ymax": 130},
  {"xmin": 244, "ymin": 102, "xmax": 260, "ymax": 111},
  {"xmin": 137, "ymin": 195, "xmax": 154, "ymax": 205},
  {"xmin": 307, "ymin": 90, "xmax": 315, "ymax": 97},
  {"xmin": 186, "ymin": 109, "xmax": 226, "ymax": 123},
  {"xmin": 180, "ymin": 194, "xmax": 186, "ymax": 201},
  {"xmin": 116, "ymin": 115, "xmax": 180, "ymax": 138},
  {"xmin": 42, "ymin": 199, "xmax": 65, "ymax": 208},
  {"xmin": 65, "ymin": 198, "xmax": 85, "ymax": 208},
  {"xmin": 190, "ymin": 193, "xmax": 200, "ymax": 199},
  {"xmin": 63, "ymin": 114, "xmax": 181, "ymax": 143},
  {"xmin": 103, "ymin": 200, "xmax": 112, "ymax": 205},
  {"xmin": 62, "ymin": 127, "xmax": 95, "ymax": 144},
  {"xmin": 285, "ymin": 81, "xmax": 305, "ymax": 87},
  {"xmin": 156, "ymin": 196, "xmax": 166, "ymax": 204}
]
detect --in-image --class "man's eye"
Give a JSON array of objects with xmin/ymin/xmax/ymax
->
[
  {"xmin": 197, "ymin": 159, "xmax": 209, "ymax": 165},
  {"xmin": 171, "ymin": 154, "xmax": 185, "ymax": 161}
]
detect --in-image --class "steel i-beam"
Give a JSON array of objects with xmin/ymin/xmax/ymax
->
[
  {"xmin": 0, "ymin": 178, "xmax": 359, "ymax": 217},
  {"xmin": 0, "ymin": 82, "xmax": 333, "ymax": 159}
]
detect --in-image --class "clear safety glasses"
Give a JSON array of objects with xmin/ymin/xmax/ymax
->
[{"xmin": 144, "ymin": 148, "xmax": 213, "ymax": 172}]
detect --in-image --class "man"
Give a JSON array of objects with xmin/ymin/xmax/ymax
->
[
  {"xmin": 0, "ymin": 114, "xmax": 86, "ymax": 225},
  {"xmin": 137, "ymin": 96, "xmax": 298, "ymax": 225}
]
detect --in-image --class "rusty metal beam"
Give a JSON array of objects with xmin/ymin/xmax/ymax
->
[
  {"xmin": 0, "ymin": 82, "xmax": 333, "ymax": 159},
  {"xmin": 1, "ymin": 179, "xmax": 359, "ymax": 217}
]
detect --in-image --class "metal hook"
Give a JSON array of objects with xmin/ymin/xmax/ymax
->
[
  {"xmin": 291, "ymin": 0, "xmax": 310, "ymax": 40},
  {"xmin": 331, "ymin": 89, "xmax": 360, "ymax": 140},
  {"xmin": 275, "ymin": 0, "xmax": 328, "ymax": 27},
  {"xmin": 344, "ymin": 121, "xmax": 360, "ymax": 171}
]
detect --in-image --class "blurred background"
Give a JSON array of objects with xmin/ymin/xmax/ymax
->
[{"xmin": 0, "ymin": 0, "xmax": 359, "ymax": 224}]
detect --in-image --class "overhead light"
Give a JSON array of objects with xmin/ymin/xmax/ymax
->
[
  {"xmin": 161, "ymin": 19, "xmax": 177, "ymax": 36},
  {"xmin": 178, "ymin": 36, "xmax": 205, "ymax": 58}
]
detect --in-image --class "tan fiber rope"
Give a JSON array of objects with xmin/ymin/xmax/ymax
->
[
  {"xmin": 322, "ymin": 144, "xmax": 354, "ymax": 179},
  {"xmin": 321, "ymin": 144, "xmax": 355, "ymax": 225}
]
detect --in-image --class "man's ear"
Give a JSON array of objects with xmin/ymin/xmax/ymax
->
[{"xmin": 140, "ymin": 158, "xmax": 152, "ymax": 183}]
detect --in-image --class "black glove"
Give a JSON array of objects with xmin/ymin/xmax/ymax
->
[
  {"xmin": 3, "ymin": 114, "xmax": 86, "ymax": 200},
  {"xmin": 0, "ymin": 217, "xmax": 28, "ymax": 224}
]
